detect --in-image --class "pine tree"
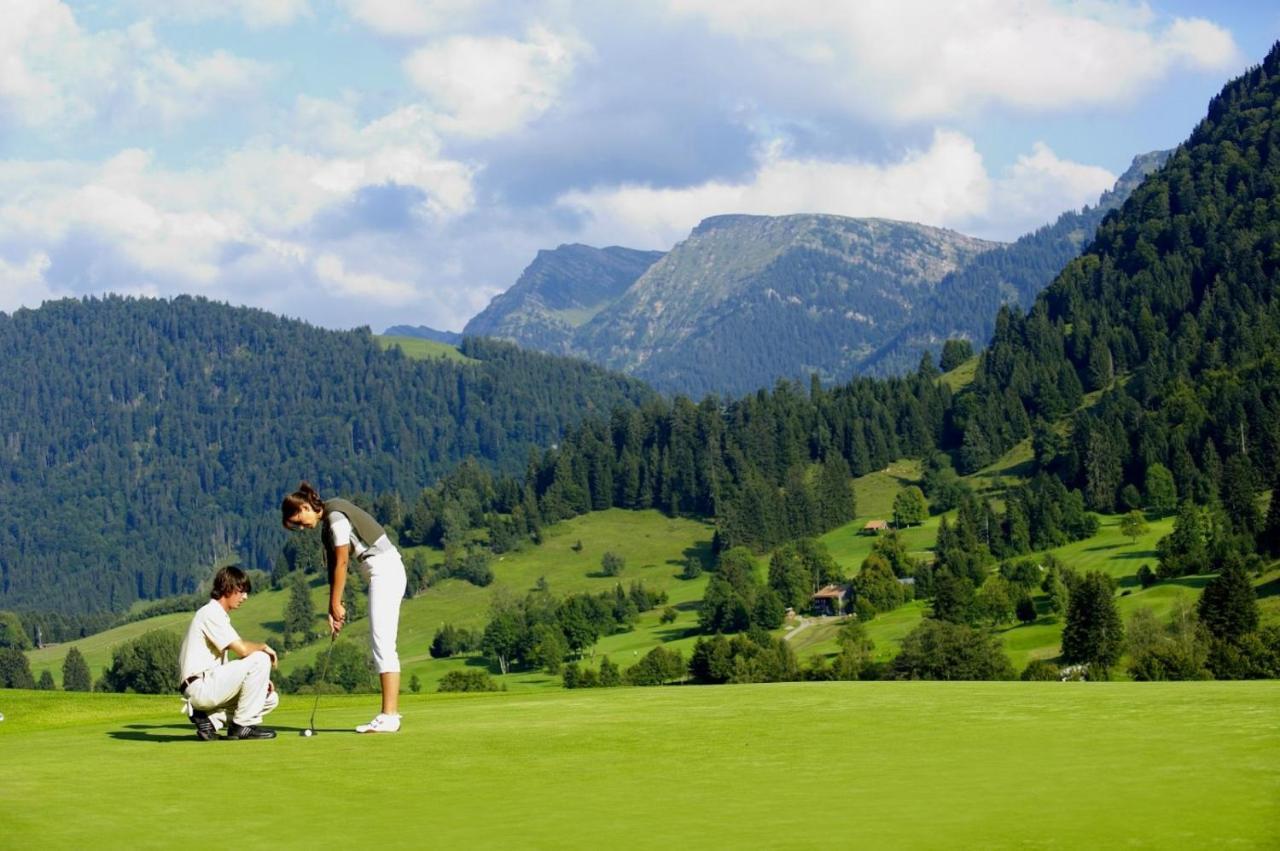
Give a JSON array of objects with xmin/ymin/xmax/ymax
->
[
  {"xmin": 284, "ymin": 573, "xmax": 317, "ymax": 645},
  {"xmin": 61, "ymin": 646, "xmax": 92, "ymax": 692},
  {"xmin": 1061, "ymin": 572, "xmax": 1124, "ymax": 676},
  {"xmin": 1197, "ymin": 565, "xmax": 1259, "ymax": 643}
]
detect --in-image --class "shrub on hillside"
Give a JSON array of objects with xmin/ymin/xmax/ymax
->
[
  {"xmin": 625, "ymin": 646, "xmax": 685, "ymax": 686},
  {"xmin": 890, "ymin": 620, "xmax": 1015, "ymax": 681},
  {"xmin": 1020, "ymin": 659, "xmax": 1060, "ymax": 681},
  {"xmin": 100, "ymin": 629, "xmax": 181, "ymax": 694},
  {"xmin": 437, "ymin": 670, "xmax": 502, "ymax": 692}
]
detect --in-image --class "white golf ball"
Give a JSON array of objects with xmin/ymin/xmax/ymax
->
[
  {"xmin": 303, "ymin": 728, "xmax": 312, "ymax": 737},
  {"xmin": 0, "ymin": 712, "xmax": 5, "ymax": 722}
]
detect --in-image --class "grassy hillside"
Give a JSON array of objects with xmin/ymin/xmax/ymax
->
[
  {"xmin": 28, "ymin": 509, "xmax": 714, "ymax": 690},
  {"xmin": 1, "ymin": 684, "xmax": 1275, "ymax": 848},
  {"xmin": 24, "ymin": 455, "xmax": 1277, "ymax": 690},
  {"xmin": 375, "ymin": 334, "xmax": 474, "ymax": 362}
]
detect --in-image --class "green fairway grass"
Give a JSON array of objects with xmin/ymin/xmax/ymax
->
[{"xmin": 2, "ymin": 683, "xmax": 1276, "ymax": 849}]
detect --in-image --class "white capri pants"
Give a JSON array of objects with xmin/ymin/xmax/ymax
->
[
  {"xmin": 187, "ymin": 651, "xmax": 280, "ymax": 728},
  {"xmin": 363, "ymin": 550, "xmax": 407, "ymax": 674}
]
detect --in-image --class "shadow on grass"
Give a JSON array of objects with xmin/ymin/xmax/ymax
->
[
  {"xmin": 1113, "ymin": 550, "xmax": 1158, "ymax": 560},
  {"xmin": 1084, "ymin": 543, "xmax": 1123, "ymax": 552},
  {"xmin": 682, "ymin": 542, "xmax": 713, "ymax": 568},
  {"xmin": 108, "ymin": 723, "xmax": 352, "ymax": 742},
  {"xmin": 1257, "ymin": 576, "xmax": 1280, "ymax": 599}
]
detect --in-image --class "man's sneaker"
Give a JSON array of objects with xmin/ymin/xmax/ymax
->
[
  {"xmin": 190, "ymin": 710, "xmax": 216, "ymax": 741},
  {"xmin": 226, "ymin": 723, "xmax": 276, "ymax": 740},
  {"xmin": 356, "ymin": 713, "xmax": 401, "ymax": 733}
]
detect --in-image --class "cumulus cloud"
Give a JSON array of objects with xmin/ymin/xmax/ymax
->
[
  {"xmin": 664, "ymin": 0, "xmax": 1242, "ymax": 120},
  {"xmin": 556, "ymin": 131, "xmax": 1118, "ymax": 247},
  {"xmin": 0, "ymin": 1, "xmax": 271, "ymax": 132},
  {"xmin": 0, "ymin": 98, "xmax": 478, "ymax": 324},
  {"xmin": 0, "ymin": 251, "xmax": 55, "ymax": 314},
  {"xmin": 403, "ymin": 25, "xmax": 586, "ymax": 138},
  {"xmin": 985, "ymin": 142, "xmax": 1117, "ymax": 239},
  {"xmin": 315, "ymin": 253, "xmax": 417, "ymax": 304},
  {"xmin": 557, "ymin": 130, "xmax": 993, "ymax": 248}
]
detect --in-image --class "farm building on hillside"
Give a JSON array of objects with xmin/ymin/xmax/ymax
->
[
  {"xmin": 811, "ymin": 584, "xmax": 849, "ymax": 616},
  {"xmin": 861, "ymin": 520, "xmax": 889, "ymax": 535}
]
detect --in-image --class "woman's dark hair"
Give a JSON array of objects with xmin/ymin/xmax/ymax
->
[
  {"xmin": 210, "ymin": 565, "xmax": 251, "ymax": 599},
  {"xmin": 281, "ymin": 481, "xmax": 324, "ymax": 529}
]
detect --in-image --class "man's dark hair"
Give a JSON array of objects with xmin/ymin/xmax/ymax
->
[{"xmin": 210, "ymin": 565, "xmax": 251, "ymax": 600}]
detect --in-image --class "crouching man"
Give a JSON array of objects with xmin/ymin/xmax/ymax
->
[{"xmin": 178, "ymin": 565, "xmax": 279, "ymax": 740}]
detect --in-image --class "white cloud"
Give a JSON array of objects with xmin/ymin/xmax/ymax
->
[
  {"xmin": 0, "ymin": 1, "xmax": 271, "ymax": 131},
  {"xmin": 0, "ymin": 251, "xmax": 55, "ymax": 314},
  {"xmin": 986, "ymin": 142, "xmax": 1116, "ymax": 239},
  {"xmin": 665, "ymin": 0, "xmax": 1242, "ymax": 120},
  {"xmin": 557, "ymin": 132, "xmax": 1119, "ymax": 247},
  {"xmin": 557, "ymin": 130, "xmax": 993, "ymax": 248},
  {"xmin": 315, "ymin": 253, "xmax": 418, "ymax": 304},
  {"xmin": 403, "ymin": 25, "xmax": 586, "ymax": 138},
  {"xmin": 341, "ymin": 0, "xmax": 487, "ymax": 37},
  {"xmin": 0, "ymin": 98, "xmax": 478, "ymax": 321}
]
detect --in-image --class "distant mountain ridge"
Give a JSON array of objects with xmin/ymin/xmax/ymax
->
[
  {"xmin": 463, "ymin": 245, "xmax": 665, "ymax": 355},
  {"xmin": 466, "ymin": 215, "xmax": 997, "ymax": 396},
  {"xmin": 457, "ymin": 156, "xmax": 1164, "ymax": 396},
  {"xmin": 576, "ymin": 214, "xmax": 998, "ymax": 396},
  {"xmin": 383, "ymin": 325, "xmax": 463, "ymax": 345}
]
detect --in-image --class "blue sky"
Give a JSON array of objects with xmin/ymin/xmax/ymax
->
[{"xmin": 1, "ymin": 1, "xmax": 1276, "ymax": 333}]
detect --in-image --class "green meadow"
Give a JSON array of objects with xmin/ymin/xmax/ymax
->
[
  {"xmin": 374, "ymin": 334, "xmax": 474, "ymax": 362},
  {"xmin": 1, "ymin": 683, "xmax": 1276, "ymax": 849}
]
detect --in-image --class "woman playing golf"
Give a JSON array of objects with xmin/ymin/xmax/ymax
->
[{"xmin": 282, "ymin": 482, "xmax": 407, "ymax": 733}]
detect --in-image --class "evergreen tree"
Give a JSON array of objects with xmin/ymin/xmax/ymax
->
[
  {"xmin": 1197, "ymin": 565, "xmax": 1259, "ymax": 643},
  {"xmin": 0, "ymin": 648, "xmax": 35, "ymax": 688},
  {"xmin": 1219, "ymin": 454, "xmax": 1260, "ymax": 537},
  {"xmin": 1060, "ymin": 572, "xmax": 1124, "ymax": 676},
  {"xmin": 284, "ymin": 573, "xmax": 317, "ymax": 646},
  {"xmin": 1145, "ymin": 463, "xmax": 1177, "ymax": 516},
  {"xmin": 61, "ymin": 646, "xmax": 92, "ymax": 692}
]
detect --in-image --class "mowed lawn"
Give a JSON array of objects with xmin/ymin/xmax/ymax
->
[{"xmin": 2, "ymin": 683, "xmax": 1277, "ymax": 849}]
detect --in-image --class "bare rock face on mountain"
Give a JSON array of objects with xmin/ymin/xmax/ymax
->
[
  {"xmin": 463, "ymin": 244, "xmax": 664, "ymax": 355},
  {"xmin": 574, "ymin": 214, "xmax": 999, "ymax": 396}
]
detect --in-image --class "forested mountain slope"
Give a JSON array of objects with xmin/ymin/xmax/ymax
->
[
  {"xmin": 861, "ymin": 150, "xmax": 1170, "ymax": 377},
  {"xmin": 955, "ymin": 43, "xmax": 1280, "ymax": 527},
  {"xmin": 0, "ymin": 296, "xmax": 654, "ymax": 613}
]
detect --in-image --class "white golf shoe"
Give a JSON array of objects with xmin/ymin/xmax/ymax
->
[{"xmin": 356, "ymin": 713, "xmax": 401, "ymax": 733}]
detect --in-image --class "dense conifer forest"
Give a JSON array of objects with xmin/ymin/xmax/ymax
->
[{"xmin": 0, "ymin": 296, "xmax": 653, "ymax": 613}]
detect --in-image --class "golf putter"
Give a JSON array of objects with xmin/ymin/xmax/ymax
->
[{"xmin": 301, "ymin": 632, "xmax": 338, "ymax": 737}]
